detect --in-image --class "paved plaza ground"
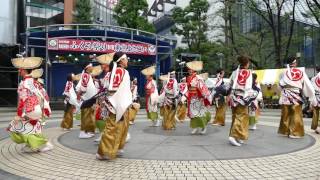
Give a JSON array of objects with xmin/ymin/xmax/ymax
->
[{"xmin": 0, "ymin": 108, "xmax": 320, "ymax": 179}]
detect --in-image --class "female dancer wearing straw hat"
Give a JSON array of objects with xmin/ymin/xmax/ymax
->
[
  {"xmin": 7, "ymin": 57, "xmax": 53, "ymax": 152},
  {"xmin": 186, "ymin": 61, "xmax": 212, "ymax": 135},
  {"xmin": 60, "ymin": 73, "xmax": 79, "ymax": 131},
  {"xmin": 76, "ymin": 63, "xmax": 97, "ymax": 139},
  {"xmin": 142, "ymin": 66, "xmax": 160, "ymax": 127},
  {"xmin": 162, "ymin": 71, "xmax": 179, "ymax": 130},
  {"xmin": 93, "ymin": 53, "xmax": 114, "ymax": 142},
  {"xmin": 96, "ymin": 52, "xmax": 132, "ymax": 160}
]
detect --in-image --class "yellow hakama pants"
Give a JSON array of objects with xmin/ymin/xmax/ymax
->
[
  {"xmin": 162, "ymin": 105, "xmax": 176, "ymax": 130},
  {"xmin": 80, "ymin": 107, "xmax": 96, "ymax": 133},
  {"xmin": 176, "ymin": 103, "xmax": 187, "ymax": 122},
  {"xmin": 128, "ymin": 105, "xmax": 139, "ymax": 124},
  {"xmin": 97, "ymin": 110, "xmax": 129, "ymax": 159},
  {"xmin": 60, "ymin": 103, "xmax": 74, "ymax": 129},
  {"xmin": 212, "ymin": 103, "xmax": 226, "ymax": 126},
  {"xmin": 311, "ymin": 107, "xmax": 320, "ymax": 130},
  {"xmin": 229, "ymin": 105, "xmax": 249, "ymax": 140},
  {"xmin": 278, "ymin": 105, "xmax": 304, "ymax": 137},
  {"xmin": 160, "ymin": 106, "xmax": 165, "ymax": 117}
]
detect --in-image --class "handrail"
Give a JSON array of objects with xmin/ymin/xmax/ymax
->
[{"xmin": 26, "ymin": 24, "xmax": 176, "ymax": 43}]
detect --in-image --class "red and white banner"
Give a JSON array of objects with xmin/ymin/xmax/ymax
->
[{"xmin": 47, "ymin": 38, "xmax": 156, "ymax": 56}]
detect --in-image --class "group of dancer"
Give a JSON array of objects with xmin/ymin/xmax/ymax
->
[{"xmin": 7, "ymin": 52, "xmax": 320, "ymax": 159}]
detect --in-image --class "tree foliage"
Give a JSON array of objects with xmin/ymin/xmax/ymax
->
[
  {"xmin": 171, "ymin": 0, "xmax": 209, "ymax": 53},
  {"xmin": 113, "ymin": 0, "xmax": 155, "ymax": 32},
  {"xmin": 211, "ymin": 0, "xmax": 303, "ymax": 69},
  {"xmin": 73, "ymin": 0, "xmax": 93, "ymax": 26},
  {"xmin": 306, "ymin": 0, "xmax": 320, "ymax": 25}
]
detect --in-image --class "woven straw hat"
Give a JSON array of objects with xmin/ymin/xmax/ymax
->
[
  {"xmin": 30, "ymin": 68, "xmax": 44, "ymax": 78},
  {"xmin": 186, "ymin": 61, "xmax": 203, "ymax": 71},
  {"xmin": 91, "ymin": 65, "xmax": 102, "ymax": 77},
  {"xmin": 37, "ymin": 78, "xmax": 44, "ymax": 85},
  {"xmin": 198, "ymin": 72, "xmax": 209, "ymax": 80},
  {"xmin": 73, "ymin": 73, "xmax": 81, "ymax": 81},
  {"xmin": 141, "ymin": 66, "xmax": 156, "ymax": 76},
  {"xmin": 159, "ymin": 74, "xmax": 168, "ymax": 81},
  {"xmin": 96, "ymin": 53, "xmax": 115, "ymax": 65},
  {"xmin": 11, "ymin": 57, "xmax": 43, "ymax": 69}
]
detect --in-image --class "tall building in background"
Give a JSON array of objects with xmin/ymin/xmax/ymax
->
[{"xmin": 234, "ymin": 0, "xmax": 319, "ymax": 69}]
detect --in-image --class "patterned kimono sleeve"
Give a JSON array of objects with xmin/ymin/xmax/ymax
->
[
  {"xmin": 197, "ymin": 79, "xmax": 212, "ymax": 106},
  {"xmin": 80, "ymin": 73, "xmax": 90, "ymax": 92},
  {"xmin": 302, "ymin": 72, "xmax": 315, "ymax": 103},
  {"xmin": 63, "ymin": 82, "xmax": 71, "ymax": 97},
  {"xmin": 17, "ymin": 85, "xmax": 28, "ymax": 117}
]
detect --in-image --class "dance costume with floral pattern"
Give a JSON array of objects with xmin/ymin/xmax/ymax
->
[
  {"xmin": 8, "ymin": 76, "xmax": 48, "ymax": 150},
  {"xmin": 186, "ymin": 73, "xmax": 212, "ymax": 129}
]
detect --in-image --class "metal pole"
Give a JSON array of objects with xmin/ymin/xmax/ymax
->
[
  {"xmin": 25, "ymin": 31, "xmax": 29, "ymax": 56},
  {"xmin": 155, "ymin": 36, "xmax": 159, "ymax": 83},
  {"xmin": 45, "ymin": 26, "xmax": 49, "ymax": 95},
  {"xmin": 220, "ymin": 56, "xmax": 222, "ymax": 68}
]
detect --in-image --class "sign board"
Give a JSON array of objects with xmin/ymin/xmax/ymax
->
[{"xmin": 48, "ymin": 38, "xmax": 157, "ymax": 56}]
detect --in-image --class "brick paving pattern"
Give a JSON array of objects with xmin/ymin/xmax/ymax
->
[{"xmin": 0, "ymin": 109, "xmax": 319, "ymax": 179}]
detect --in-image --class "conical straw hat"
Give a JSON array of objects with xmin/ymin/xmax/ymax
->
[
  {"xmin": 186, "ymin": 61, "xmax": 203, "ymax": 71},
  {"xmin": 30, "ymin": 68, "xmax": 44, "ymax": 78},
  {"xmin": 198, "ymin": 72, "xmax": 209, "ymax": 80},
  {"xmin": 159, "ymin": 74, "xmax": 169, "ymax": 81},
  {"xmin": 72, "ymin": 73, "xmax": 81, "ymax": 81},
  {"xmin": 141, "ymin": 66, "xmax": 156, "ymax": 76},
  {"xmin": 90, "ymin": 65, "xmax": 102, "ymax": 77},
  {"xmin": 11, "ymin": 57, "xmax": 43, "ymax": 69},
  {"xmin": 37, "ymin": 78, "xmax": 44, "ymax": 85},
  {"xmin": 96, "ymin": 53, "xmax": 115, "ymax": 65}
]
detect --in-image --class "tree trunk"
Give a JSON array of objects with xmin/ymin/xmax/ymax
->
[{"xmin": 284, "ymin": 0, "xmax": 297, "ymax": 60}]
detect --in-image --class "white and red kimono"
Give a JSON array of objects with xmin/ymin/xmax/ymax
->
[
  {"xmin": 76, "ymin": 72, "xmax": 97, "ymax": 101},
  {"xmin": 131, "ymin": 82, "xmax": 138, "ymax": 103},
  {"xmin": 63, "ymin": 80, "xmax": 79, "ymax": 108},
  {"xmin": 311, "ymin": 72, "xmax": 320, "ymax": 107},
  {"xmin": 279, "ymin": 67, "xmax": 315, "ymax": 105},
  {"xmin": 163, "ymin": 77, "xmax": 178, "ymax": 106},
  {"xmin": 178, "ymin": 82, "xmax": 188, "ymax": 104},
  {"xmin": 8, "ymin": 76, "xmax": 44, "ymax": 134},
  {"xmin": 229, "ymin": 68, "xmax": 256, "ymax": 107},
  {"xmin": 35, "ymin": 82, "xmax": 51, "ymax": 117},
  {"xmin": 107, "ymin": 66, "xmax": 132, "ymax": 122},
  {"xmin": 311, "ymin": 72, "xmax": 320, "ymax": 131},
  {"xmin": 186, "ymin": 73, "xmax": 212, "ymax": 128},
  {"xmin": 145, "ymin": 79, "xmax": 159, "ymax": 114}
]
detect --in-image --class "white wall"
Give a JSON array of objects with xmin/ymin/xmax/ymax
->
[{"xmin": 0, "ymin": 0, "xmax": 17, "ymax": 45}]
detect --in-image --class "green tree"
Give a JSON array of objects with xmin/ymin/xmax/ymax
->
[
  {"xmin": 171, "ymin": 0, "xmax": 209, "ymax": 53},
  {"xmin": 73, "ymin": 0, "xmax": 93, "ymax": 27},
  {"xmin": 113, "ymin": 0, "xmax": 155, "ymax": 32}
]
